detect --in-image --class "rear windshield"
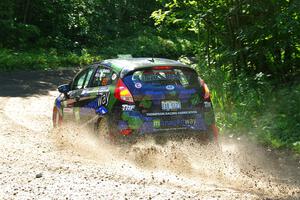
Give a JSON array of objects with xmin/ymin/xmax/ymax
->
[{"xmin": 124, "ymin": 68, "xmax": 199, "ymax": 88}]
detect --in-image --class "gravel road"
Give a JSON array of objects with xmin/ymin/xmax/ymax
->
[{"xmin": 0, "ymin": 70, "xmax": 299, "ymax": 200}]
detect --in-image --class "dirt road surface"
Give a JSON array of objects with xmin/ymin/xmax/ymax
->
[{"xmin": 0, "ymin": 70, "xmax": 299, "ymax": 200}]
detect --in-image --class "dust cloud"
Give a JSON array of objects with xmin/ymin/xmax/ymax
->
[
  {"xmin": 52, "ymin": 124, "xmax": 300, "ymax": 199},
  {"xmin": 2, "ymin": 94, "xmax": 299, "ymax": 199}
]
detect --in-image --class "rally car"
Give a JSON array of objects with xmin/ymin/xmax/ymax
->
[{"xmin": 52, "ymin": 58, "xmax": 218, "ymax": 143}]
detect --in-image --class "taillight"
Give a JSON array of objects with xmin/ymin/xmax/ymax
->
[
  {"xmin": 199, "ymin": 78, "xmax": 210, "ymax": 101},
  {"xmin": 114, "ymin": 79, "xmax": 134, "ymax": 103}
]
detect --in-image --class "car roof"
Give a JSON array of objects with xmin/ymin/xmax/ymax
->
[{"xmin": 99, "ymin": 58, "xmax": 191, "ymax": 78}]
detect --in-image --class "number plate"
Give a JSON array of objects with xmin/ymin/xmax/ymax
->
[{"xmin": 161, "ymin": 101, "xmax": 181, "ymax": 111}]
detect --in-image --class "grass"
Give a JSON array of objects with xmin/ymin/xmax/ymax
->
[
  {"xmin": 0, "ymin": 48, "xmax": 101, "ymax": 71},
  {"xmin": 200, "ymin": 66, "xmax": 300, "ymax": 154}
]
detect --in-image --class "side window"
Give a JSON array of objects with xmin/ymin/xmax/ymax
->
[
  {"xmin": 92, "ymin": 66, "xmax": 113, "ymax": 87},
  {"xmin": 83, "ymin": 68, "xmax": 94, "ymax": 88},
  {"xmin": 72, "ymin": 67, "xmax": 94, "ymax": 90},
  {"xmin": 73, "ymin": 71, "xmax": 87, "ymax": 90}
]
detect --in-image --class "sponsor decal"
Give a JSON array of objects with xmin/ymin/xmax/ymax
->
[
  {"xmin": 166, "ymin": 85, "xmax": 175, "ymax": 90},
  {"xmin": 122, "ymin": 104, "xmax": 135, "ymax": 111},
  {"xmin": 146, "ymin": 110, "xmax": 197, "ymax": 116},
  {"xmin": 153, "ymin": 119, "xmax": 161, "ymax": 128},
  {"xmin": 135, "ymin": 82, "xmax": 142, "ymax": 89},
  {"xmin": 112, "ymin": 73, "xmax": 117, "ymax": 80},
  {"xmin": 155, "ymin": 119, "xmax": 196, "ymax": 127},
  {"xmin": 96, "ymin": 106, "xmax": 108, "ymax": 115},
  {"xmin": 98, "ymin": 86, "xmax": 109, "ymax": 94}
]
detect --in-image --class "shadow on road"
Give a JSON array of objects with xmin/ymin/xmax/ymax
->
[{"xmin": 0, "ymin": 69, "xmax": 78, "ymax": 97}]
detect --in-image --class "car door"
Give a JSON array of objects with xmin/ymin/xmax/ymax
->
[
  {"xmin": 67, "ymin": 65, "xmax": 117, "ymax": 124},
  {"xmin": 86, "ymin": 65, "xmax": 116, "ymax": 114},
  {"xmin": 61, "ymin": 66, "xmax": 95, "ymax": 123}
]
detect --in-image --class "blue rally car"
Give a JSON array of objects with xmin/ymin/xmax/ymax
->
[{"xmin": 52, "ymin": 58, "xmax": 218, "ymax": 143}]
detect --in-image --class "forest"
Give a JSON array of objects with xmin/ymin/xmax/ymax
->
[{"xmin": 0, "ymin": 0, "xmax": 299, "ymax": 153}]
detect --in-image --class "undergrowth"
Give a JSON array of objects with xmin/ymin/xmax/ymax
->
[
  {"xmin": 199, "ymin": 65, "xmax": 300, "ymax": 154},
  {"xmin": 0, "ymin": 48, "xmax": 101, "ymax": 71}
]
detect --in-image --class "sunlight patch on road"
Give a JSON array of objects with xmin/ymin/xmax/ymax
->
[{"xmin": 4, "ymin": 95, "xmax": 55, "ymax": 132}]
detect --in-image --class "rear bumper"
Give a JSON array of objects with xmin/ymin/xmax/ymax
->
[
  {"xmin": 117, "ymin": 110, "xmax": 210, "ymax": 132},
  {"xmin": 108, "ymin": 103, "xmax": 218, "ymax": 143}
]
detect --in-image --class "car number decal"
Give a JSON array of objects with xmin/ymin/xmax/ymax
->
[{"xmin": 98, "ymin": 92, "xmax": 110, "ymax": 106}]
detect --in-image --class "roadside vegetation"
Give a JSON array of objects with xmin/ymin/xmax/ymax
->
[{"xmin": 0, "ymin": 0, "xmax": 299, "ymax": 153}]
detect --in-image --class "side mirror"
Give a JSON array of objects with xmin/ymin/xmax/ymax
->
[{"xmin": 58, "ymin": 84, "xmax": 70, "ymax": 94}]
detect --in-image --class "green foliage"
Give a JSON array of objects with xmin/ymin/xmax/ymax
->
[
  {"xmin": 255, "ymin": 83, "xmax": 300, "ymax": 151},
  {"xmin": 153, "ymin": 0, "xmax": 300, "ymax": 154},
  {"xmin": 201, "ymin": 65, "xmax": 300, "ymax": 153},
  {"xmin": 0, "ymin": 49, "xmax": 101, "ymax": 71},
  {"xmin": 0, "ymin": 0, "xmax": 160, "ymax": 50},
  {"xmin": 99, "ymin": 29, "xmax": 194, "ymax": 58},
  {"xmin": 153, "ymin": 0, "xmax": 300, "ymax": 80},
  {"xmin": 0, "ymin": 21, "xmax": 40, "ymax": 48}
]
